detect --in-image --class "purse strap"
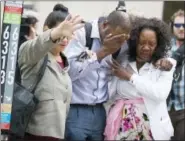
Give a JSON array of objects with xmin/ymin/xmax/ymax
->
[{"xmin": 30, "ymin": 55, "xmax": 48, "ymax": 93}]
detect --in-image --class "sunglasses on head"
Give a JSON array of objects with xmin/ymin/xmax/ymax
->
[{"xmin": 174, "ymin": 23, "xmax": 185, "ymax": 28}]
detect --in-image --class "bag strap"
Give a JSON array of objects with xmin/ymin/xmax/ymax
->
[
  {"xmin": 84, "ymin": 22, "xmax": 93, "ymax": 50},
  {"xmin": 112, "ymin": 48, "xmax": 121, "ymax": 60},
  {"xmin": 30, "ymin": 55, "xmax": 48, "ymax": 93}
]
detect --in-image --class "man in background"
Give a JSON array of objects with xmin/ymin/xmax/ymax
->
[
  {"xmin": 16, "ymin": 8, "xmax": 39, "ymax": 83},
  {"xmin": 167, "ymin": 9, "xmax": 185, "ymax": 140},
  {"xmin": 18, "ymin": 9, "xmax": 39, "ymax": 47},
  {"xmin": 168, "ymin": 9, "xmax": 184, "ymax": 56}
]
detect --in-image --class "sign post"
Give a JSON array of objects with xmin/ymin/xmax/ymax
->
[{"xmin": 1, "ymin": 0, "xmax": 23, "ymax": 140}]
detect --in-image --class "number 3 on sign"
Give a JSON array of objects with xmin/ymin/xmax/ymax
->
[
  {"xmin": 11, "ymin": 42, "xmax": 17, "ymax": 55},
  {"xmin": 2, "ymin": 41, "xmax": 9, "ymax": 54},
  {"xmin": 1, "ymin": 70, "xmax": 6, "ymax": 84}
]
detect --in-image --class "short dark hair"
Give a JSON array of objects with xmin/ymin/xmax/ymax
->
[
  {"xmin": 44, "ymin": 4, "xmax": 69, "ymax": 29},
  {"xmin": 128, "ymin": 17, "xmax": 172, "ymax": 63},
  {"xmin": 107, "ymin": 10, "xmax": 131, "ymax": 32},
  {"xmin": 53, "ymin": 3, "xmax": 68, "ymax": 13}
]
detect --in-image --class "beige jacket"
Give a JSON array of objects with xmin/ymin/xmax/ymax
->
[{"xmin": 18, "ymin": 30, "xmax": 72, "ymax": 139}]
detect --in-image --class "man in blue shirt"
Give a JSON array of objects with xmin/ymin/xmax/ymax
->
[{"xmin": 64, "ymin": 11, "xmax": 131, "ymax": 140}]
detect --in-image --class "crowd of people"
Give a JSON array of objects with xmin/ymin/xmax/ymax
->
[{"xmin": 7, "ymin": 2, "xmax": 185, "ymax": 141}]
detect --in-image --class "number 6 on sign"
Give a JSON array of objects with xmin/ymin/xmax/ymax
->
[
  {"xmin": 13, "ymin": 27, "xmax": 18, "ymax": 40},
  {"xmin": 3, "ymin": 26, "xmax": 10, "ymax": 40}
]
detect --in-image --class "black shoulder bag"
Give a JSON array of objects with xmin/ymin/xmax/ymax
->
[{"xmin": 9, "ymin": 55, "xmax": 48, "ymax": 137}]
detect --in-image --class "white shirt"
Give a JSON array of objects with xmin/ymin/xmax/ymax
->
[{"xmin": 107, "ymin": 57, "xmax": 176, "ymax": 140}]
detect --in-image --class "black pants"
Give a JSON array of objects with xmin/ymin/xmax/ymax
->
[{"xmin": 169, "ymin": 108, "xmax": 185, "ymax": 140}]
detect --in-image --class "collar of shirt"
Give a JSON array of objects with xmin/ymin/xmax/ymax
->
[
  {"xmin": 171, "ymin": 38, "xmax": 179, "ymax": 51},
  {"xmin": 125, "ymin": 61, "xmax": 151, "ymax": 74},
  {"xmin": 90, "ymin": 19, "xmax": 101, "ymax": 40}
]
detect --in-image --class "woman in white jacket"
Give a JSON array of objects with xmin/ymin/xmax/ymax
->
[{"xmin": 104, "ymin": 17, "xmax": 176, "ymax": 140}]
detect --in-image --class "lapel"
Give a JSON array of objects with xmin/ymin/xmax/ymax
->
[
  {"xmin": 128, "ymin": 62, "xmax": 138, "ymax": 74},
  {"xmin": 47, "ymin": 52, "xmax": 69, "ymax": 73},
  {"xmin": 129, "ymin": 61, "xmax": 151, "ymax": 75}
]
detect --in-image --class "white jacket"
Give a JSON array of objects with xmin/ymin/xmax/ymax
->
[{"xmin": 106, "ymin": 57, "xmax": 176, "ymax": 140}]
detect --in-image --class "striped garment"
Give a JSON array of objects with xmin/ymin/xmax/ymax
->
[
  {"xmin": 168, "ymin": 38, "xmax": 185, "ymax": 111},
  {"xmin": 168, "ymin": 65, "xmax": 185, "ymax": 111}
]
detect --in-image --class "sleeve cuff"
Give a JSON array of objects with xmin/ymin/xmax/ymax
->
[
  {"xmin": 129, "ymin": 74, "xmax": 138, "ymax": 85},
  {"xmin": 43, "ymin": 29, "xmax": 57, "ymax": 44},
  {"xmin": 88, "ymin": 55, "xmax": 102, "ymax": 68},
  {"xmin": 166, "ymin": 57, "xmax": 177, "ymax": 69},
  {"xmin": 49, "ymin": 29, "xmax": 58, "ymax": 43},
  {"xmin": 90, "ymin": 50, "xmax": 98, "ymax": 62}
]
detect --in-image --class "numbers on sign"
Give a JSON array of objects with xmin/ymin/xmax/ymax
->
[
  {"xmin": 1, "ymin": 1, "xmax": 23, "ymax": 104},
  {"xmin": 1, "ymin": 56, "xmax": 6, "ymax": 70},
  {"xmin": 10, "ymin": 56, "xmax": 15, "ymax": 70},
  {"xmin": 1, "ymin": 25, "xmax": 11, "ymax": 87},
  {"xmin": 2, "ymin": 41, "xmax": 9, "ymax": 54},
  {"xmin": 11, "ymin": 42, "xmax": 17, "ymax": 55},
  {"xmin": 6, "ymin": 27, "xmax": 20, "ymax": 85},
  {"xmin": 3, "ymin": 26, "xmax": 10, "ymax": 40},
  {"xmin": 13, "ymin": 27, "xmax": 18, "ymax": 41},
  {"xmin": 7, "ymin": 71, "xmax": 14, "ymax": 85},
  {"xmin": 1, "ymin": 70, "xmax": 6, "ymax": 84},
  {"xmin": 3, "ymin": 27, "xmax": 20, "ymax": 86}
]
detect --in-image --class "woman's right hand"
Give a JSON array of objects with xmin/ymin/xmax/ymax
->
[
  {"xmin": 50, "ymin": 14, "xmax": 84, "ymax": 41},
  {"xmin": 108, "ymin": 59, "xmax": 133, "ymax": 81}
]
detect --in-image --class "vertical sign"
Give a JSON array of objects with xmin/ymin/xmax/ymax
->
[{"xmin": 1, "ymin": 0, "xmax": 23, "ymax": 130}]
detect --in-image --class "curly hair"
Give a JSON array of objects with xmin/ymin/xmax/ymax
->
[{"xmin": 128, "ymin": 17, "xmax": 172, "ymax": 63}]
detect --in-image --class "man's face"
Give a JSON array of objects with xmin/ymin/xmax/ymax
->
[
  {"xmin": 173, "ymin": 16, "xmax": 185, "ymax": 40},
  {"xmin": 101, "ymin": 21, "xmax": 130, "ymax": 41}
]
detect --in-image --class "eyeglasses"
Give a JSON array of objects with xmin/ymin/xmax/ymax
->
[{"xmin": 174, "ymin": 23, "xmax": 185, "ymax": 28}]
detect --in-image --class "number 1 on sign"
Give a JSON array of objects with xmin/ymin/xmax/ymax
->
[
  {"xmin": 10, "ymin": 57, "xmax": 15, "ymax": 70},
  {"xmin": 1, "ymin": 56, "xmax": 6, "ymax": 70}
]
